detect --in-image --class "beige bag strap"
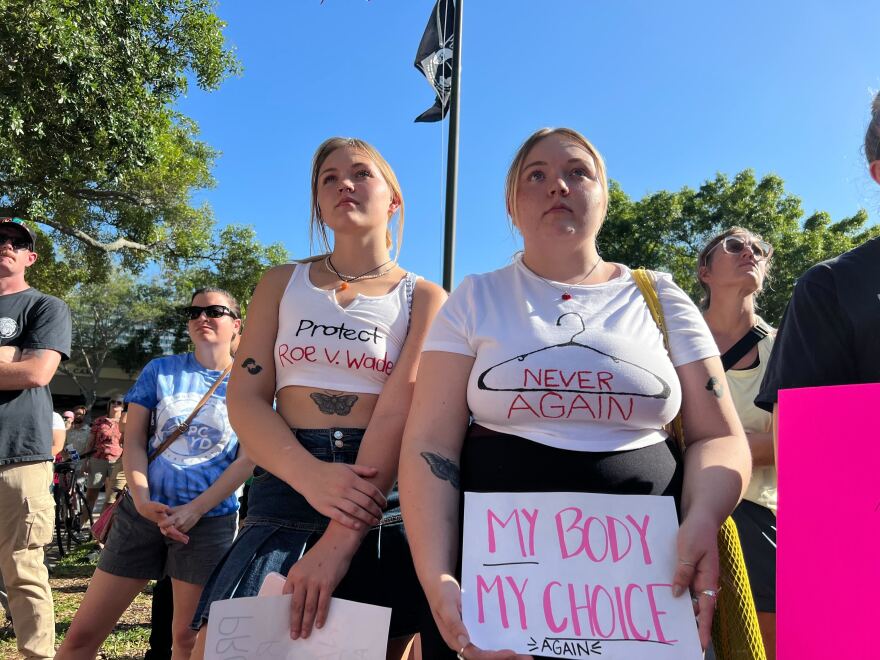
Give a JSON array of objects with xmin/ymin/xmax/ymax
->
[
  {"xmin": 147, "ymin": 361, "xmax": 233, "ymax": 465},
  {"xmin": 632, "ymin": 269, "xmax": 766, "ymax": 660},
  {"xmin": 631, "ymin": 268, "xmax": 686, "ymax": 452}
]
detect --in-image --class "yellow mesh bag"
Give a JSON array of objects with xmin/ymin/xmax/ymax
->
[{"xmin": 631, "ymin": 268, "xmax": 766, "ymax": 660}]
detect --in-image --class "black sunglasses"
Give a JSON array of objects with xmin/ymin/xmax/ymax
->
[
  {"xmin": 0, "ymin": 233, "xmax": 32, "ymax": 251},
  {"xmin": 109, "ymin": 399, "xmax": 124, "ymax": 405},
  {"xmin": 182, "ymin": 305, "xmax": 238, "ymax": 321}
]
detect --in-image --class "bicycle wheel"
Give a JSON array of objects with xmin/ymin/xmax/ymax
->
[
  {"xmin": 54, "ymin": 488, "xmax": 67, "ymax": 558},
  {"xmin": 69, "ymin": 487, "xmax": 93, "ymax": 544},
  {"xmin": 61, "ymin": 494, "xmax": 76, "ymax": 554}
]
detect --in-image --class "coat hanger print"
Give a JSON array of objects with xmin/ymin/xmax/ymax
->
[{"xmin": 476, "ymin": 312, "xmax": 671, "ymax": 399}]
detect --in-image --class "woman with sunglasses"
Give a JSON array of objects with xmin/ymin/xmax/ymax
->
[
  {"xmin": 57, "ymin": 288, "xmax": 254, "ymax": 660},
  {"xmin": 697, "ymin": 228, "xmax": 776, "ymax": 658},
  {"xmin": 190, "ymin": 137, "xmax": 446, "ymax": 660},
  {"xmin": 82, "ymin": 394, "xmax": 125, "ymax": 513}
]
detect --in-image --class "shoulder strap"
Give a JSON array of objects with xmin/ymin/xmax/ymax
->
[
  {"xmin": 631, "ymin": 268, "xmax": 685, "ymax": 452},
  {"xmin": 147, "ymin": 361, "xmax": 233, "ymax": 465},
  {"xmin": 720, "ymin": 323, "xmax": 770, "ymax": 372},
  {"xmin": 404, "ymin": 272, "xmax": 418, "ymax": 336}
]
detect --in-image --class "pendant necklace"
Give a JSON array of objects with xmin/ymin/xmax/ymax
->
[
  {"xmin": 535, "ymin": 256, "xmax": 603, "ymax": 301},
  {"xmin": 325, "ymin": 256, "xmax": 396, "ymax": 291}
]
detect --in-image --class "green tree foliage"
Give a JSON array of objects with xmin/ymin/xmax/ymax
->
[
  {"xmin": 60, "ymin": 271, "xmax": 169, "ymax": 407},
  {"xmin": 599, "ymin": 170, "xmax": 880, "ymax": 324},
  {"xmin": 0, "ymin": 0, "xmax": 241, "ymax": 290},
  {"xmin": 111, "ymin": 226, "xmax": 289, "ymax": 376}
]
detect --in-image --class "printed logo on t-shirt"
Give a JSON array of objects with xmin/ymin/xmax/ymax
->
[
  {"xmin": 0, "ymin": 317, "xmax": 18, "ymax": 339},
  {"xmin": 151, "ymin": 392, "xmax": 233, "ymax": 466},
  {"xmin": 477, "ymin": 312, "xmax": 671, "ymax": 421}
]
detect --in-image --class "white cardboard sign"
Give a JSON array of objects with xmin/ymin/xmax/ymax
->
[
  {"xmin": 205, "ymin": 593, "xmax": 392, "ymax": 660},
  {"xmin": 461, "ymin": 492, "xmax": 701, "ymax": 659}
]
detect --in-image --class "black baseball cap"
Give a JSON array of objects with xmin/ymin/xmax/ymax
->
[{"xmin": 0, "ymin": 217, "xmax": 37, "ymax": 250}]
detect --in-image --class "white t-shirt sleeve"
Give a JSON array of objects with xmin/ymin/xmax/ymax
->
[
  {"xmin": 655, "ymin": 272, "xmax": 719, "ymax": 366},
  {"xmin": 52, "ymin": 411, "xmax": 65, "ymax": 431},
  {"xmin": 422, "ymin": 275, "xmax": 476, "ymax": 357}
]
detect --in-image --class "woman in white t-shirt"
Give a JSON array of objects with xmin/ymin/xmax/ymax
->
[
  {"xmin": 400, "ymin": 127, "xmax": 752, "ymax": 658},
  {"xmin": 698, "ymin": 227, "xmax": 777, "ymax": 659}
]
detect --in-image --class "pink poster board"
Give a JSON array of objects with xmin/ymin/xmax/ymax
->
[{"xmin": 777, "ymin": 383, "xmax": 880, "ymax": 659}]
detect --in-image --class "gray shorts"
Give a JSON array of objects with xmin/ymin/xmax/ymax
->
[
  {"xmin": 98, "ymin": 493, "xmax": 236, "ymax": 585},
  {"xmin": 85, "ymin": 457, "xmax": 114, "ymax": 489}
]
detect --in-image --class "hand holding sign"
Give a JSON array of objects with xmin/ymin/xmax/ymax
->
[
  {"xmin": 283, "ymin": 528, "xmax": 360, "ymax": 640},
  {"xmin": 207, "ymin": 574, "xmax": 392, "ymax": 660},
  {"xmin": 671, "ymin": 512, "xmax": 722, "ymax": 649},
  {"xmin": 425, "ymin": 575, "xmax": 533, "ymax": 660},
  {"xmin": 205, "ymin": 594, "xmax": 391, "ymax": 660}
]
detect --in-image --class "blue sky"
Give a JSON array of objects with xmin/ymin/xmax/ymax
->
[{"xmin": 176, "ymin": 0, "xmax": 879, "ymax": 286}]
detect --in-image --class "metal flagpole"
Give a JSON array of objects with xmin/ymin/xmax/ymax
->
[{"xmin": 442, "ymin": 0, "xmax": 463, "ymax": 292}]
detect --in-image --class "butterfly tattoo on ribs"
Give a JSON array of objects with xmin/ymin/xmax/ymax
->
[{"xmin": 309, "ymin": 392, "xmax": 359, "ymax": 416}]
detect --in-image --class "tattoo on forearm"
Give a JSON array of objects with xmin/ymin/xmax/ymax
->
[
  {"xmin": 241, "ymin": 357, "xmax": 263, "ymax": 375},
  {"xmin": 706, "ymin": 376, "xmax": 724, "ymax": 399},
  {"xmin": 309, "ymin": 392, "xmax": 358, "ymax": 415},
  {"xmin": 420, "ymin": 452, "xmax": 461, "ymax": 490},
  {"xmin": 21, "ymin": 348, "xmax": 46, "ymax": 357}
]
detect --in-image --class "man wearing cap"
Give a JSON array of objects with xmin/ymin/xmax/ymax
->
[{"xmin": 0, "ymin": 217, "xmax": 71, "ymax": 658}]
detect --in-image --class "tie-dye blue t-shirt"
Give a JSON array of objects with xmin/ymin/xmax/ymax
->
[{"xmin": 125, "ymin": 353, "xmax": 239, "ymax": 517}]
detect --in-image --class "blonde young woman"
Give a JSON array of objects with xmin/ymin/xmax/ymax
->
[
  {"xmin": 57, "ymin": 288, "xmax": 254, "ymax": 660},
  {"xmin": 399, "ymin": 127, "xmax": 752, "ymax": 659},
  {"xmin": 190, "ymin": 138, "xmax": 446, "ymax": 659}
]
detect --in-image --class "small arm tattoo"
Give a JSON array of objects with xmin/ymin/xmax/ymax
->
[
  {"xmin": 241, "ymin": 357, "xmax": 263, "ymax": 375},
  {"xmin": 310, "ymin": 392, "xmax": 358, "ymax": 415},
  {"xmin": 706, "ymin": 376, "xmax": 724, "ymax": 399},
  {"xmin": 20, "ymin": 348, "xmax": 46, "ymax": 357},
  {"xmin": 420, "ymin": 452, "xmax": 461, "ymax": 490}
]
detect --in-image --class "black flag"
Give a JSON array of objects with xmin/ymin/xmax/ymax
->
[{"xmin": 413, "ymin": 0, "xmax": 455, "ymax": 122}]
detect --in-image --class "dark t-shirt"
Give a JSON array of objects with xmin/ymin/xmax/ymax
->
[
  {"xmin": 0, "ymin": 288, "xmax": 72, "ymax": 464},
  {"xmin": 755, "ymin": 237, "xmax": 880, "ymax": 412}
]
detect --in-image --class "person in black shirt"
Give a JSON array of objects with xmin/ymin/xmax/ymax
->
[
  {"xmin": 755, "ymin": 94, "xmax": 880, "ymax": 416},
  {"xmin": 0, "ymin": 217, "xmax": 72, "ymax": 659}
]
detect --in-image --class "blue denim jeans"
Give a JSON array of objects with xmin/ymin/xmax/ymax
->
[
  {"xmin": 245, "ymin": 427, "xmax": 401, "ymax": 530},
  {"xmin": 192, "ymin": 428, "xmax": 425, "ymax": 639}
]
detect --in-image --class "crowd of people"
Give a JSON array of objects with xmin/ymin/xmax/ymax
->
[{"xmin": 0, "ymin": 93, "xmax": 878, "ymax": 660}]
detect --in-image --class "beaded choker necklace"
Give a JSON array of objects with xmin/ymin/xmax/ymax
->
[
  {"xmin": 324, "ymin": 256, "xmax": 396, "ymax": 291},
  {"xmin": 532, "ymin": 256, "xmax": 603, "ymax": 301}
]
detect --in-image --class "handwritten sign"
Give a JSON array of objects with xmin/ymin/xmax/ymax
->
[
  {"xmin": 777, "ymin": 383, "xmax": 880, "ymax": 660},
  {"xmin": 205, "ymin": 594, "xmax": 391, "ymax": 660},
  {"xmin": 461, "ymin": 492, "xmax": 701, "ymax": 659}
]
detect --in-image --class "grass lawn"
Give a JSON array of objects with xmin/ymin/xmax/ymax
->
[{"xmin": 0, "ymin": 542, "xmax": 153, "ymax": 659}]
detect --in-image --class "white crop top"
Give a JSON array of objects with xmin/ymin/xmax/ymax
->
[
  {"xmin": 423, "ymin": 255, "xmax": 719, "ymax": 452},
  {"xmin": 274, "ymin": 262, "xmax": 418, "ymax": 395}
]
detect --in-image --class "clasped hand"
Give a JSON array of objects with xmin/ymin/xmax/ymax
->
[
  {"xmin": 136, "ymin": 499, "xmax": 200, "ymax": 544},
  {"xmin": 299, "ymin": 461, "xmax": 386, "ymax": 530}
]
